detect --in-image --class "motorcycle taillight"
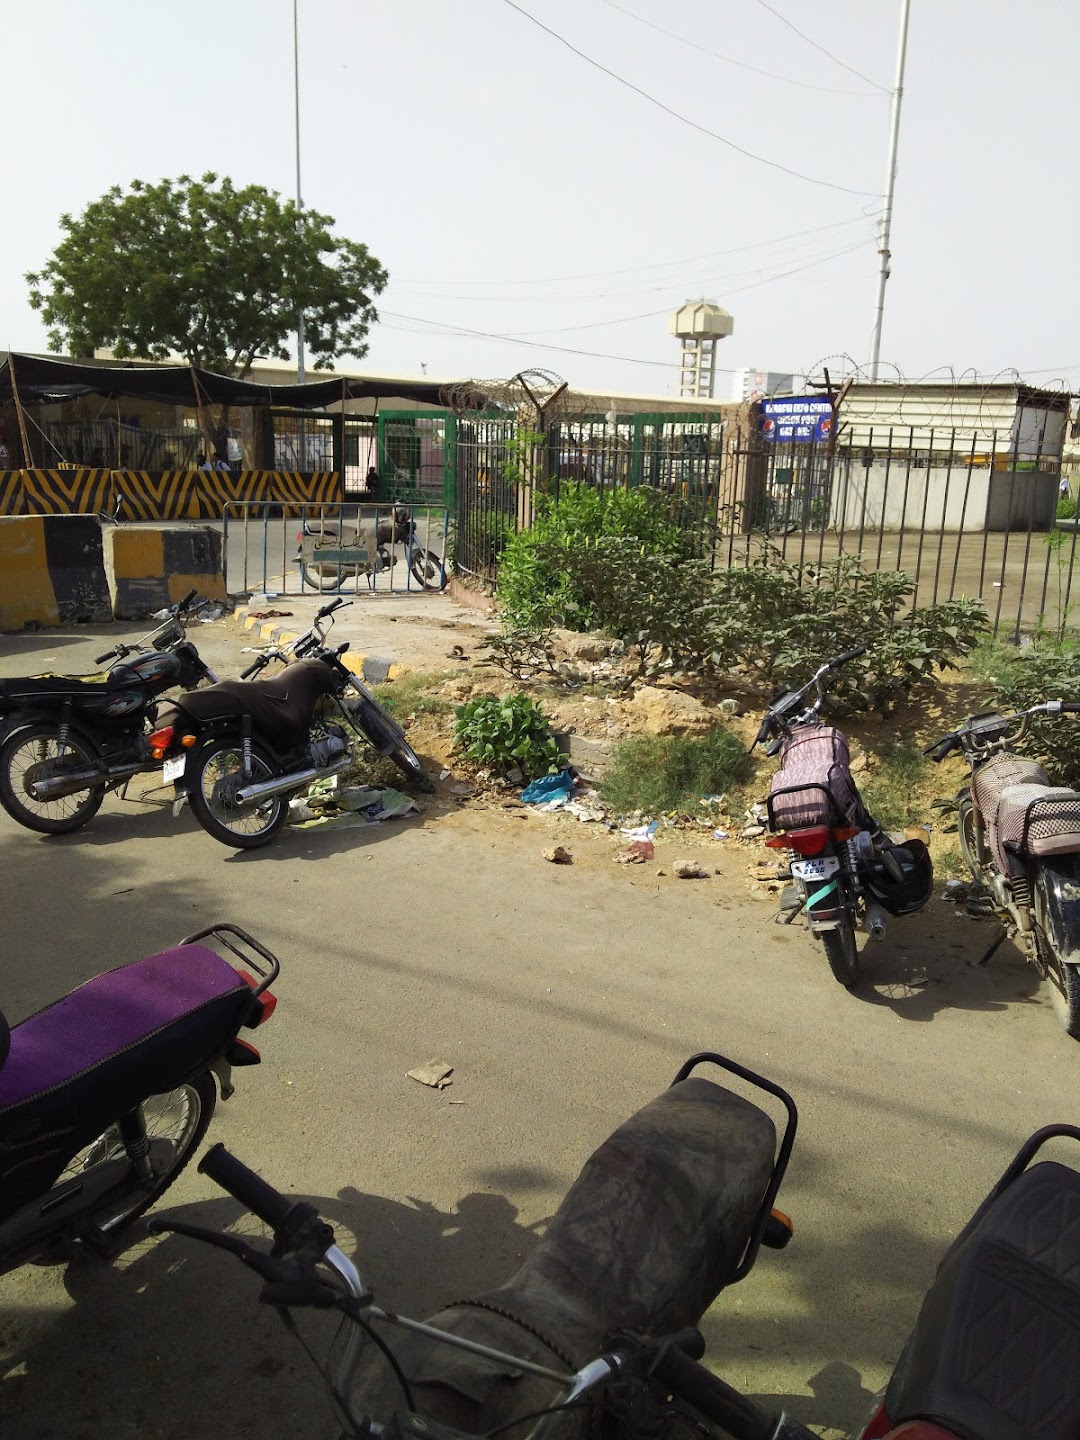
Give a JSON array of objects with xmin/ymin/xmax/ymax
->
[{"xmin": 766, "ymin": 825, "xmax": 831, "ymax": 856}]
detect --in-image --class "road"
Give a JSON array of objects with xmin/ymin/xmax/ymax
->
[{"xmin": 0, "ymin": 624, "xmax": 1077, "ymax": 1439}]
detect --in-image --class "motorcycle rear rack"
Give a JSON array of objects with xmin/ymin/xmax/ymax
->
[
  {"xmin": 181, "ymin": 923, "xmax": 281, "ymax": 998},
  {"xmin": 953, "ymin": 1122, "xmax": 1080, "ymax": 1248},
  {"xmin": 670, "ymin": 1052, "xmax": 798, "ymax": 1284}
]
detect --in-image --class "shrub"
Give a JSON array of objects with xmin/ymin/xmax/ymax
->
[
  {"xmin": 982, "ymin": 638, "xmax": 1080, "ymax": 787},
  {"xmin": 1057, "ymin": 494, "xmax": 1077, "ymax": 521},
  {"xmin": 600, "ymin": 727, "xmax": 753, "ymax": 816},
  {"xmin": 453, "ymin": 692, "xmax": 565, "ymax": 778}
]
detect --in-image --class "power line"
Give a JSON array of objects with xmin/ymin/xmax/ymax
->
[
  {"xmin": 393, "ymin": 209, "xmax": 883, "ymax": 291},
  {"xmin": 753, "ymin": 0, "xmax": 889, "ymax": 92},
  {"xmin": 601, "ymin": 0, "xmax": 880, "ymax": 97},
  {"xmin": 499, "ymin": 0, "xmax": 877, "ymax": 197}
]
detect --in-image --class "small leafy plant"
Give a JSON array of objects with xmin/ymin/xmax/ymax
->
[
  {"xmin": 600, "ymin": 726, "xmax": 753, "ymax": 816},
  {"xmin": 453, "ymin": 692, "xmax": 565, "ymax": 778}
]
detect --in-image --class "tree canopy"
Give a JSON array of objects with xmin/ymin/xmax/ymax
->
[{"xmin": 26, "ymin": 173, "xmax": 388, "ymax": 378}]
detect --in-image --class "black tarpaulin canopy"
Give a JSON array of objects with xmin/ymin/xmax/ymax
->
[{"xmin": 0, "ymin": 352, "xmax": 456, "ymax": 408}]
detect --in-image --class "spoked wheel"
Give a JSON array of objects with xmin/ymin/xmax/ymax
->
[
  {"xmin": 350, "ymin": 692, "xmax": 426, "ymax": 783},
  {"xmin": 1048, "ymin": 958, "xmax": 1080, "ymax": 1039},
  {"xmin": 957, "ymin": 796, "xmax": 981, "ymax": 879},
  {"xmin": 55, "ymin": 1072, "xmax": 216, "ymax": 1239},
  {"xmin": 0, "ymin": 724, "xmax": 106, "ymax": 834},
  {"xmin": 821, "ymin": 917, "xmax": 860, "ymax": 988},
  {"xmin": 409, "ymin": 546, "xmax": 446, "ymax": 591},
  {"xmin": 300, "ymin": 561, "xmax": 346, "ymax": 592},
  {"xmin": 188, "ymin": 741, "xmax": 288, "ymax": 850}
]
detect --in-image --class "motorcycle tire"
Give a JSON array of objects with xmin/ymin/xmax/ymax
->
[
  {"xmin": 187, "ymin": 739, "xmax": 289, "ymax": 850},
  {"xmin": 53, "ymin": 1071, "xmax": 216, "ymax": 1243},
  {"xmin": 351, "ymin": 694, "xmax": 426, "ymax": 783},
  {"xmin": 409, "ymin": 547, "xmax": 447, "ymax": 591},
  {"xmin": 0, "ymin": 723, "xmax": 106, "ymax": 835},
  {"xmin": 957, "ymin": 795, "xmax": 982, "ymax": 880},
  {"xmin": 822, "ymin": 917, "xmax": 860, "ymax": 988}
]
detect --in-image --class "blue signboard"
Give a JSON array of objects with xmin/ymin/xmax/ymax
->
[{"xmin": 761, "ymin": 397, "xmax": 833, "ymax": 443}]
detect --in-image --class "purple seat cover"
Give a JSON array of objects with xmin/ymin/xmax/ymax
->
[{"xmin": 0, "ymin": 946, "xmax": 245, "ymax": 1112}]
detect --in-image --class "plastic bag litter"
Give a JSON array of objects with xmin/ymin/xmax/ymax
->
[
  {"xmin": 620, "ymin": 821, "xmax": 659, "ymax": 841},
  {"xmin": 290, "ymin": 786, "xmax": 418, "ymax": 828},
  {"xmin": 520, "ymin": 769, "xmax": 574, "ymax": 807}
]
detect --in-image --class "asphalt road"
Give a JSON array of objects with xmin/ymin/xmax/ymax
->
[{"xmin": 0, "ymin": 624, "xmax": 1077, "ymax": 1440}]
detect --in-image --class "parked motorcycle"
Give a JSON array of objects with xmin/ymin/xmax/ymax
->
[
  {"xmin": 159, "ymin": 598, "xmax": 426, "ymax": 850},
  {"xmin": 926, "ymin": 700, "xmax": 1080, "ymax": 1037},
  {"xmin": 754, "ymin": 647, "xmax": 933, "ymax": 987},
  {"xmin": 297, "ymin": 504, "xmax": 446, "ymax": 592},
  {"xmin": 0, "ymin": 923, "xmax": 279, "ymax": 1273},
  {"xmin": 153, "ymin": 1053, "xmax": 1080, "ymax": 1440},
  {"xmin": 0, "ymin": 591, "xmax": 219, "ymax": 835}
]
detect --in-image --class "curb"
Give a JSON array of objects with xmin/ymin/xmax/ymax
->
[{"xmin": 232, "ymin": 604, "xmax": 404, "ymax": 683}]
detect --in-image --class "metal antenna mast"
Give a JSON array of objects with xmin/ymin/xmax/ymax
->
[
  {"xmin": 869, "ymin": 0, "xmax": 912, "ymax": 381},
  {"xmin": 293, "ymin": 0, "xmax": 306, "ymax": 385}
]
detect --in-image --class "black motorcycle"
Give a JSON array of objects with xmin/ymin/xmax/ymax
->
[
  {"xmin": 159, "ymin": 598, "xmax": 425, "ymax": 850},
  {"xmin": 0, "ymin": 591, "xmax": 218, "ymax": 835}
]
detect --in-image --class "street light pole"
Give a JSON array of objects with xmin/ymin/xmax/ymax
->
[
  {"xmin": 869, "ymin": 0, "xmax": 912, "ymax": 382},
  {"xmin": 293, "ymin": 0, "xmax": 306, "ymax": 386}
]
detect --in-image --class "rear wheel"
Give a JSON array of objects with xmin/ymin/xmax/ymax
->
[
  {"xmin": 409, "ymin": 546, "xmax": 446, "ymax": 590},
  {"xmin": 59, "ymin": 1071, "xmax": 216, "ymax": 1238},
  {"xmin": 188, "ymin": 740, "xmax": 288, "ymax": 849},
  {"xmin": 0, "ymin": 724, "xmax": 106, "ymax": 834},
  {"xmin": 821, "ymin": 917, "xmax": 860, "ymax": 987},
  {"xmin": 1042, "ymin": 939, "xmax": 1080, "ymax": 1039},
  {"xmin": 301, "ymin": 561, "xmax": 345, "ymax": 592}
]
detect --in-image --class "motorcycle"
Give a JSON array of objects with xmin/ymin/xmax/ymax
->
[
  {"xmin": 753, "ymin": 647, "xmax": 933, "ymax": 987},
  {"xmin": 158, "ymin": 597, "xmax": 426, "ymax": 850},
  {"xmin": 0, "ymin": 923, "xmax": 279, "ymax": 1273},
  {"xmin": 152, "ymin": 1054, "xmax": 1080, "ymax": 1440},
  {"xmin": 297, "ymin": 504, "xmax": 446, "ymax": 592},
  {"xmin": 0, "ymin": 590, "xmax": 219, "ymax": 835},
  {"xmin": 926, "ymin": 700, "xmax": 1080, "ymax": 1037}
]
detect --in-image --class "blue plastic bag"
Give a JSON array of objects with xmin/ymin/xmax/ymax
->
[{"xmin": 520, "ymin": 768, "xmax": 575, "ymax": 805}]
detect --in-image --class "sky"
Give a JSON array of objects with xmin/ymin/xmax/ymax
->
[{"xmin": 2, "ymin": 0, "xmax": 1078, "ymax": 399}]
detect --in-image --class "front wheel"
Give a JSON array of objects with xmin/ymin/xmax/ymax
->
[
  {"xmin": 188, "ymin": 739, "xmax": 288, "ymax": 849},
  {"xmin": 1045, "ymin": 946, "xmax": 1080, "ymax": 1039},
  {"xmin": 350, "ymin": 694, "xmax": 426, "ymax": 783},
  {"xmin": 821, "ymin": 918, "xmax": 860, "ymax": 987},
  {"xmin": 957, "ymin": 795, "xmax": 982, "ymax": 881},
  {"xmin": 0, "ymin": 724, "xmax": 106, "ymax": 834},
  {"xmin": 59, "ymin": 1071, "xmax": 216, "ymax": 1238},
  {"xmin": 409, "ymin": 546, "xmax": 447, "ymax": 591}
]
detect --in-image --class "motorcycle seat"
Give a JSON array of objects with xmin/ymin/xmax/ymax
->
[
  {"xmin": 885, "ymin": 1159, "xmax": 1080, "ymax": 1440},
  {"xmin": 0, "ymin": 945, "xmax": 253, "ymax": 1219},
  {"xmin": 995, "ymin": 783, "xmax": 1080, "ymax": 867},
  {"xmin": 175, "ymin": 659, "xmax": 337, "ymax": 747},
  {"xmin": 0, "ymin": 674, "xmax": 115, "ymax": 702}
]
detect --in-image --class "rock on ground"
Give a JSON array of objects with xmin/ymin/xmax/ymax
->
[{"xmin": 629, "ymin": 685, "xmax": 715, "ymax": 735}]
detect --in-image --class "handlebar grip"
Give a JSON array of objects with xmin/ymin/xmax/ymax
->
[
  {"xmin": 240, "ymin": 658, "xmax": 265, "ymax": 680},
  {"xmin": 832, "ymin": 645, "xmax": 867, "ymax": 666},
  {"xmin": 925, "ymin": 735, "xmax": 958, "ymax": 762},
  {"xmin": 653, "ymin": 1348, "xmax": 778, "ymax": 1440},
  {"xmin": 179, "ymin": 588, "xmax": 198, "ymax": 610},
  {"xmin": 317, "ymin": 598, "xmax": 346, "ymax": 618},
  {"xmin": 1062, "ymin": 703, "xmax": 1080, "ymax": 714},
  {"xmin": 95, "ymin": 650, "xmax": 117, "ymax": 666},
  {"xmin": 198, "ymin": 1144, "xmax": 297, "ymax": 1230}
]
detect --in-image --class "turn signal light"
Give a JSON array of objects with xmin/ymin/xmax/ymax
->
[
  {"xmin": 181, "ymin": 733, "xmax": 197, "ymax": 748},
  {"xmin": 832, "ymin": 825, "xmax": 860, "ymax": 841},
  {"xmin": 763, "ymin": 1207, "xmax": 794, "ymax": 1249},
  {"xmin": 768, "ymin": 825, "xmax": 831, "ymax": 857}
]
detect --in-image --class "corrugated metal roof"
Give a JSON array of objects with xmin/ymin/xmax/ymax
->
[{"xmin": 838, "ymin": 382, "xmax": 1070, "ymax": 453}]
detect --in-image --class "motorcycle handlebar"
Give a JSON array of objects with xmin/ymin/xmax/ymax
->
[
  {"xmin": 95, "ymin": 648, "xmax": 119, "ymax": 665},
  {"xmin": 240, "ymin": 657, "xmax": 266, "ymax": 680},
  {"xmin": 925, "ymin": 734, "xmax": 960, "ymax": 762},
  {"xmin": 198, "ymin": 1144, "xmax": 297, "ymax": 1231},
  {"xmin": 652, "ymin": 1345, "xmax": 813, "ymax": 1440},
  {"xmin": 177, "ymin": 588, "xmax": 198, "ymax": 612},
  {"xmin": 316, "ymin": 598, "xmax": 349, "ymax": 619},
  {"xmin": 831, "ymin": 645, "xmax": 866, "ymax": 667}
]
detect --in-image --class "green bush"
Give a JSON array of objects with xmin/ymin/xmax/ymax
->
[
  {"xmin": 600, "ymin": 727, "xmax": 753, "ymax": 816},
  {"xmin": 982, "ymin": 638, "xmax": 1080, "ymax": 787},
  {"xmin": 453, "ymin": 692, "xmax": 565, "ymax": 778},
  {"xmin": 1057, "ymin": 494, "xmax": 1077, "ymax": 520}
]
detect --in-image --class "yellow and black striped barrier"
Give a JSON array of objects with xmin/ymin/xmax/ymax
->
[
  {"xmin": 0, "ymin": 514, "xmax": 113, "ymax": 629},
  {"xmin": 103, "ymin": 525, "xmax": 227, "ymax": 620},
  {"xmin": 0, "ymin": 468, "xmax": 114, "ymax": 516},
  {"xmin": 0, "ymin": 469, "xmax": 343, "ymax": 520}
]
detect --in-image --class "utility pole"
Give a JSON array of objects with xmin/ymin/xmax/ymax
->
[
  {"xmin": 869, "ymin": 0, "xmax": 912, "ymax": 381},
  {"xmin": 293, "ymin": 0, "xmax": 306, "ymax": 386}
]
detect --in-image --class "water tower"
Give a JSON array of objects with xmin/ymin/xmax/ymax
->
[{"xmin": 668, "ymin": 301, "xmax": 734, "ymax": 399}]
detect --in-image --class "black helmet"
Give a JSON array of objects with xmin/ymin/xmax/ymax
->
[{"xmin": 866, "ymin": 838, "xmax": 933, "ymax": 916}]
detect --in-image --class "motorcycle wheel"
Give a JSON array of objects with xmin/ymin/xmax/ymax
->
[
  {"xmin": 300, "ymin": 560, "xmax": 345, "ymax": 592},
  {"xmin": 57, "ymin": 1071, "xmax": 216, "ymax": 1239},
  {"xmin": 350, "ymin": 693, "xmax": 426, "ymax": 783},
  {"xmin": 1048, "ymin": 957, "xmax": 1080, "ymax": 1039},
  {"xmin": 0, "ymin": 724, "xmax": 106, "ymax": 834},
  {"xmin": 188, "ymin": 740, "xmax": 288, "ymax": 849},
  {"xmin": 822, "ymin": 918, "xmax": 860, "ymax": 987},
  {"xmin": 409, "ymin": 546, "xmax": 447, "ymax": 591},
  {"xmin": 957, "ymin": 795, "xmax": 981, "ymax": 878}
]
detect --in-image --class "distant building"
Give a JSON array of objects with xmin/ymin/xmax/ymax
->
[{"xmin": 731, "ymin": 367, "xmax": 795, "ymax": 403}]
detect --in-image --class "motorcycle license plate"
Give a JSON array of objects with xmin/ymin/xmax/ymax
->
[
  {"xmin": 163, "ymin": 755, "xmax": 186, "ymax": 784},
  {"xmin": 791, "ymin": 856, "xmax": 840, "ymax": 881}
]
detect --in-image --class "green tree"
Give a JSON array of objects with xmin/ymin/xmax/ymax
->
[{"xmin": 26, "ymin": 172, "xmax": 387, "ymax": 378}]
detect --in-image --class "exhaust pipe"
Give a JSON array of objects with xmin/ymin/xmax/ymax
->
[
  {"xmin": 234, "ymin": 753, "xmax": 351, "ymax": 807},
  {"xmin": 29, "ymin": 759, "xmax": 148, "ymax": 801},
  {"xmin": 863, "ymin": 898, "xmax": 888, "ymax": 942}
]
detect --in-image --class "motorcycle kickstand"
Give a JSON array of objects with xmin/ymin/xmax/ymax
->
[{"xmin": 976, "ymin": 927, "xmax": 1008, "ymax": 967}]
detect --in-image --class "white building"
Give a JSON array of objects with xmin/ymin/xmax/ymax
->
[{"xmin": 731, "ymin": 367, "xmax": 794, "ymax": 403}]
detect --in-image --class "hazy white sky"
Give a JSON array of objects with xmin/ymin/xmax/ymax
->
[{"xmin": 2, "ymin": 0, "xmax": 1078, "ymax": 396}]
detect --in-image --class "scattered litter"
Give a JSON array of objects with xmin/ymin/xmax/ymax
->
[
  {"xmin": 447, "ymin": 645, "xmax": 470, "ymax": 661},
  {"xmin": 248, "ymin": 592, "xmax": 278, "ymax": 605},
  {"xmin": 942, "ymin": 879, "xmax": 969, "ymax": 903},
  {"xmin": 440, "ymin": 768, "xmax": 452, "ymax": 781},
  {"xmin": 674, "ymin": 859, "xmax": 708, "ymax": 879},
  {"xmin": 291, "ymin": 786, "xmax": 418, "ymax": 829},
  {"xmin": 247, "ymin": 608, "xmax": 293, "ymax": 621},
  {"xmin": 505, "ymin": 765, "xmax": 524, "ymax": 786},
  {"xmin": 655, "ymin": 868, "xmax": 666, "ymax": 876},
  {"xmin": 712, "ymin": 828, "xmax": 730, "ymax": 841},
  {"xmin": 448, "ymin": 1099, "xmax": 466, "ymax": 1105},
  {"xmin": 521, "ymin": 769, "xmax": 575, "ymax": 807},
  {"xmin": 617, "ymin": 840, "xmax": 654, "ymax": 864},
  {"xmin": 739, "ymin": 824, "xmax": 766, "ymax": 841},
  {"xmin": 700, "ymin": 794, "xmax": 728, "ymax": 807},
  {"xmin": 749, "ymin": 802, "xmax": 768, "ymax": 821},
  {"xmin": 543, "ymin": 845, "xmax": 573, "ymax": 864},
  {"xmin": 152, "ymin": 608, "xmax": 171, "ymax": 620},
  {"xmin": 407, "ymin": 1060, "xmax": 454, "ymax": 1090},
  {"xmin": 566, "ymin": 800, "xmax": 607, "ymax": 823},
  {"xmin": 451, "ymin": 781, "xmax": 477, "ymax": 797},
  {"xmin": 620, "ymin": 821, "xmax": 659, "ymax": 841},
  {"xmin": 288, "ymin": 797, "xmax": 319, "ymax": 823}
]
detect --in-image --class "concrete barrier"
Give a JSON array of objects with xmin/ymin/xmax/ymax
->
[
  {"xmin": 0, "ymin": 514, "xmax": 112, "ymax": 629},
  {"xmin": 104, "ymin": 524, "xmax": 227, "ymax": 619}
]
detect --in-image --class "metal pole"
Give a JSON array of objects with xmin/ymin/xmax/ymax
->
[
  {"xmin": 869, "ymin": 0, "xmax": 912, "ymax": 381},
  {"xmin": 293, "ymin": 0, "xmax": 306, "ymax": 386}
]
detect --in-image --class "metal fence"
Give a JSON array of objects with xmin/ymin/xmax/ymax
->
[
  {"xmin": 453, "ymin": 419, "xmax": 1071, "ymax": 637},
  {"xmin": 222, "ymin": 501, "xmax": 450, "ymax": 597},
  {"xmin": 39, "ymin": 419, "xmax": 241, "ymax": 470}
]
